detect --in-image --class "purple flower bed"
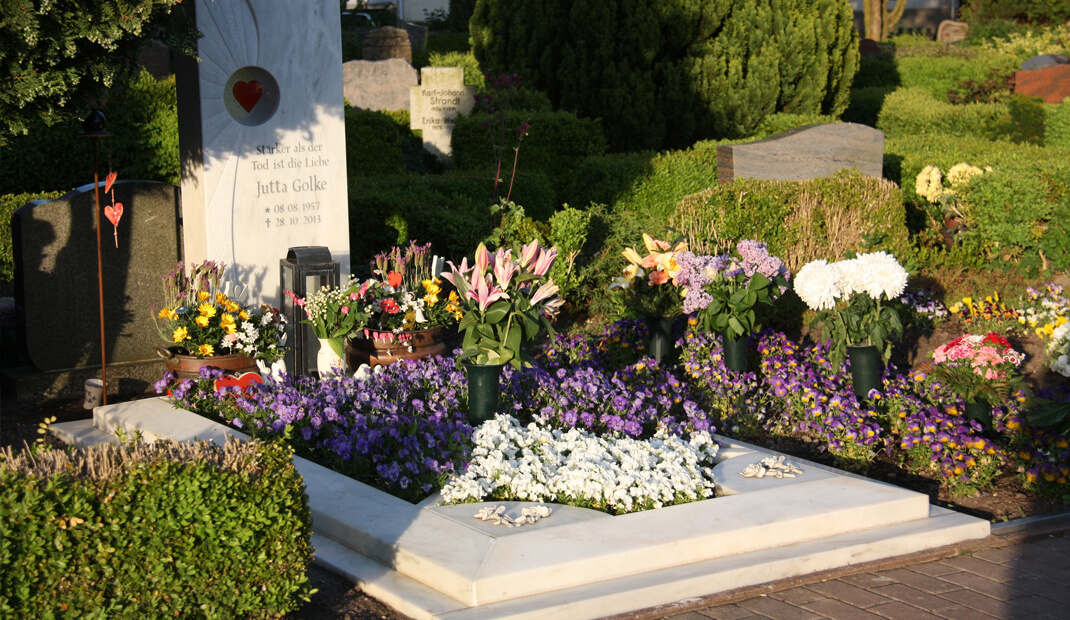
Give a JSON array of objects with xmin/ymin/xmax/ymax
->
[{"xmin": 163, "ymin": 318, "xmax": 1070, "ymax": 504}]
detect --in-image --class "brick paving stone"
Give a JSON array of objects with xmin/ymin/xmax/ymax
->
[
  {"xmin": 807, "ymin": 580, "xmax": 892, "ymax": 608},
  {"xmin": 738, "ymin": 595, "xmax": 821, "ymax": 620},
  {"xmin": 1008, "ymin": 594, "xmax": 1070, "ymax": 618},
  {"xmin": 935, "ymin": 607, "xmax": 999, "ymax": 620},
  {"xmin": 840, "ymin": 572, "xmax": 898, "ymax": 588},
  {"xmin": 913, "ymin": 561, "xmax": 963, "ymax": 577},
  {"xmin": 801, "ymin": 598, "xmax": 886, "ymax": 619},
  {"xmin": 941, "ymin": 555, "xmax": 1029, "ymax": 583},
  {"xmin": 696, "ymin": 604, "xmax": 765, "ymax": 620},
  {"xmin": 769, "ymin": 587, "xmax": 826, "ymax": 606},
  {"xmin": 876, "ymin": 568, "xmax": 960, "ymax": 594},
  {"xmin": 1006, "ymin": 576, "xmax": 1070, "ymax": 604},
  {"xmin": 868, "ymin": 601, "xmax": 945, "ymax": 619},
  {"xmin": 666, "ymin": 613, "xmax": 715, "ymax": 620},
  {"xmin": 937, "ymin": 570, "xmax": 1028, "ymax": 600},
  {"xmin": 871, "ymin": 583, "xmax": 958, "ymax": 611},
  {"xmin": 970, "ymin": 546, "xmax": 1026, "ymax": 565},
  {"xmin": 939, "ymin": 589, "xmax": 1013, "ymax": 617}
]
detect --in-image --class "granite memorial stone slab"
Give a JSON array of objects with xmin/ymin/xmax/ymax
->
[
  {"xmin": 343, "ymin": 59, "xmax": 418, "ymax": 111},
  {"xmin": 409, "ymin": 67, "xmax": 475, "ymax": 159},
  {"xmin": 363, "ymin": 26, "xmax": 412, "ymax": 62},
  {"xmin": 1021, "ymin": 54, "xmax": 1070, "ymax": 73},
  {"xmin": 936, "ymin": 20, "xmax": 969, "ymax": 44},
  {"xmin": 1015, "ymin": 64, "xmax": 1070, "ymax": 104},
  {"xmin": 175, "ymin": 0, "xmax": 350, "ymax": 307},
  {"xmin": 717, "ymin": 123, "xmax": 884, "ymax": 185},
  {"xmin": 12, "ymin": 181, "xmax": 181, "ymax": 371}
]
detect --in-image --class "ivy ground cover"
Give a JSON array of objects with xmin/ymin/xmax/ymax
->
[{"xmin": 165, "ymin": 317, "xmax": 1070, "ymax": 514}]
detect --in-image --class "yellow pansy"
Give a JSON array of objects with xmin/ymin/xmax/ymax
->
[
  {"xmin": 198, "ymin": 302, "xmax": 217, "ymax": 318},
  {"xmin": 949, "ymin": 303, "xmax": 962, "ymax": 314},
  {"xmin": 195, "ymin": 315, "xmax": 210, "ymax": 328},
  {"xmin": 423, "ymin": 279, "xmax": 442, "ymax": 297},
  {"xmin": 172, "ymin": 327, "xmax": 188, "ymax": 343},
  {"xmin": 199, "ymin": 343, "xmax": 215, "ymax": 357}
]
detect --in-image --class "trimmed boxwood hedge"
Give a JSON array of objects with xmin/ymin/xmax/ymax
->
[{"xmin": 0, "ymin": 439, "xmax": 313, "ymax": 619}]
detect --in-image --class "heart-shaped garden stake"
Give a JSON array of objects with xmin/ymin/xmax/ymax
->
[
  {"xmin": 105, "ymin": 203, "xmax": 123, "ymax": 247},
  {"xmin": 214, "ymin": 371, "xmax": 264, "ymax": 395},
  {"xmin": 233, "ymin": 80, "xmax": 263, "ymax": 113},
  {"xmin": 104, "ymin": 170, "xmax": 117, "ymax": 194}
]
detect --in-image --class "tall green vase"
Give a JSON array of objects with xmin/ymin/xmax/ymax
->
[
  {"xmin": 847, "ymin": 345, "xmax": 882, "ymax": 400},
  {"xmin": 464, "ymin": 361, "xmax": 504, "ymax": 425},
  {"xmin": 963, "ymin": 399, "xmax": 993, "ymax": 431},
  {"xmin": 722, "ymin": 332, "xmax": 748, "ymax": 372},
  {"xmin": 647, "ymin": 316, "xmax": 675, "ymax": 365}
]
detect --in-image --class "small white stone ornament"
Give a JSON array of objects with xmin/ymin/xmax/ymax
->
[
  {"xmin": 740, "ymin": 455, "xmax": 804, "ymax": 479},
  {"xmin": 474, "ymin": 504, "xmax": 552, "ymax": 527}
]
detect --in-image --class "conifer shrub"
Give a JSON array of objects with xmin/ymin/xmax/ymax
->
[
  {"xmin": 0, "ymin": 439, "xmax": 313, "ymax": 619},
  {"xmin": 470, "ymin": 0, "xmax": 858, "ymax": 151}
]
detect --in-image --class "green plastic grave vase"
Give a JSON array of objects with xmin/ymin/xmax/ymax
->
[
  {"xmin": 963, "ymin": 399, "xmax": 993, "ymax": 431},
  {"xmin": 464, "ymin": 361, "xmax": 504, "ymax": 425},
  {"xmin": 647, "ymin": 316, "xmax": 675, "ymax": 365},
  {"xmin": 847, "ymin": 345, "xmax": 882, "ymax": 400},
  {"xmin": 722, "ymin": 331, "xmax": 748, "ymax": 372}
]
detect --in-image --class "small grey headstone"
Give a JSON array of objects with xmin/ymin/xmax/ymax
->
[
  {"xmin": 363, "ymin": 26, "xmax": 412, "ymax": 63},
  {"xmin": 936, "ymin": 20, "xmax": 969, "ymax": 44},
  {"xmin": 1021, "ymin": 54, "xmax": 1070, "ymax": 73},
  {"xmin": 716, "ymin": 123, "xmax": 884, "ymax": 185},
  {"xmin": 410, "ymin": 67, "xmax": 476, "ymax": 160},
  {"xmin": 343, "ymin": 59, "xmax": 418, "ymax": 111},
  {"xmin": 12, "ymin": 181, "xmax": 181, "ymax": 370}
]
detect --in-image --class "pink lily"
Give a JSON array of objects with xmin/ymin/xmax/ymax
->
[
  {"xmin": 529, "ymin": 280, "xmax": 560, "ymax": 305},
  {"xmin": 493, "ymin": 248, "xmax": 518, "ymax": 291},
  {"xmin": 467, "ymin": 271, "xmax": 509, "ymax": 312},
  {"xmin": 441, "ymin": 257, "xmax": 471, "ymax": 287},
  {"xmin": 531, "ymin": 245, "xmax": 558, "ymax": 277},
  {"xmin": 518, "ymin": 239, "xmax": 540, "ymax": 270},
  {"xmin": 474, "ymin": 243, "xmax": 492, "ymax": 275}
]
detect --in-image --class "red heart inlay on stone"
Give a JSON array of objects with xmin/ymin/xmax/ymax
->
[
  {"xmin": 214, "ymin": 371, "xmax": 264, "ymax": 395},
  {"xmin": 233, "ymin": 80, "xmax": 263, "ymax": 113},
  {"xmin": 105, "ymin": 203, "xmax": 123, "ymax": 227}
]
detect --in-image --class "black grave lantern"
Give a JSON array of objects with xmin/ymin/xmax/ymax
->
[{"xmin": 281, "ymin": 246, "xmax": 340, "ymax": 376}]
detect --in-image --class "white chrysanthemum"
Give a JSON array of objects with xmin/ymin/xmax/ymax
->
[
  {"xmin": 946, "ymin": 162, "xmax": 984, "ymax": 188},
  {"xmin": 853, "ymin": 251, "xmax": 909, "ymax": 300},
  {"xmin": 793, "ymin": 260, "xmax": 842, "ymax": 311},
  {"xmin": 832, "ymin": 257, "xmax": 865, "ymax": 298},
  {"xmin": 915, "ymin": 165, "xmax": 945, "ymax": 203}
]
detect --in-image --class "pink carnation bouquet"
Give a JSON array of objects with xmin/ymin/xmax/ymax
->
[{"xmin": 931, "ymin": 332, "xmax": 1025, "ymax": 404}]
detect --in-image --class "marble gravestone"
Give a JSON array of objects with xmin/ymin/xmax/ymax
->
[
  {"xmin": 11, "ymin": 181, "xmax": 181, "ymax": 371},
  {"xmin": 717, "ymin": 123, "xmax": 884, "ymax": 185},
  {"xmin": 410, "ymin": 67, "xmax": 475, "ymax": 159},
  {"xmin": 176, "ymin": 0, "xmax": 350, "ymax": 307}
]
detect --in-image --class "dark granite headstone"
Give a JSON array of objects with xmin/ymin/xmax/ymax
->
[
  {"xmin": 363, "ymin": 26, "xmax": 412, "ymax": 63},
  {"xmin": 1021, "ymin": 54, "xmax": 1070, "ymax": 73},
  {"xmin": 717, "ymin": 123, "xmax": 884, "ymax": 185},
  {"xmin": 12, "ymin": 180, "xmax": 181, "ymax": 371},
  {"xmin": 1015, "ymin": 64, "xmax": 1070, "ymax": 104},
  {"xmin": 343, "ymin": 59, "xmax": 418, "ymax": 111}
]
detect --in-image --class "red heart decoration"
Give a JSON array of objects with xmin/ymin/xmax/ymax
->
[
  {"xmin": 104, "ymin": 170, "xmax": 117, "ymax": 194},
  {"xmin": 104, "ymin": 203, "xmax": 123, "ymax": 227},
  {"xmin": 214, "ymin": 371, "xmax": 264, "ymax": 395},
  {"xmin": 233, "ymin": 80, "xmax": 263, "ymax": 113}
]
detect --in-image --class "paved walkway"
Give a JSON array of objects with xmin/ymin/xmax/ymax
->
[{"xmin": 622, "ymin": 515, "xmax": 1070, "ymax": 620}]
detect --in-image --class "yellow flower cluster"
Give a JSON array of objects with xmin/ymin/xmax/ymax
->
[{"xmin": 947, "ymin": 293, "xmax": 1019, "ymax": 324}]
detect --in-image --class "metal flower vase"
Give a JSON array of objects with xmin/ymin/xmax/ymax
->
[
  {"xmin": 847, "ymin": 345, "xmax": 882, "ymax": 400},
  {"xmin": 464, "ymin": 361, "xmax": 504, "ymax": 425},
  {"xmin": 647, "ymin": 316, "xmax": 675, "ymax": 364},
  {"xmin": 963, "ymin": 399, "xmax": 993, "ymax": 431},
  {"xmin": 722, "ymin": 332, "xmax": 748, "ymax": 372}
]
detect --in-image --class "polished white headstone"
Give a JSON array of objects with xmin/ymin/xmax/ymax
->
[{"xmin": 177, "ymin": 0, "xmax": 350, "ymax": 305}]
